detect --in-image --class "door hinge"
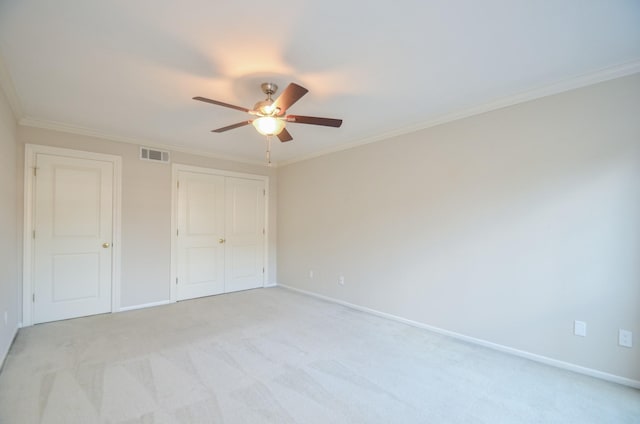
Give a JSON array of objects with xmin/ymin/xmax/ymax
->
[
  {"xmin": 176, "ymin": 228, "xmax": 179, "ymax": 236},
  {"xmin": 177, "ymin": 181, "xmax": 180, "ymax": 189},
  {"xmin": 262, "ymin": 228, "xmax": 265, "ymax": 235},
  {"xmin": 32, "ymin": 230, "xmax": 35, "ymax": 239},
  {"xmin": 176, "ymin": 277, "xmax": 178, "ymax": 285},
  {"xmin": 262, "ymin": 267, "xmax": 265, "ymax": 274},
  {"xmin": 263, "ymin": 189, "xmax": 266, "ymax": 196},
  {"xmin": 32, "ymin": 293, "xmax": 35, "ymax": 302},
  {"xmin": 33, "ymin": 167, "xmax": 37, "ymax": 177}
]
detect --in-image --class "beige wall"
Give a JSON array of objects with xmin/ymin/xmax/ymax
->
[
  {"xmin": 0, "ymin": 87, "xmax": 20, "ymax": 366},
  {"xmin": 277, "ymin": 74, "xmax": 640, "ymax": 381},
  {"xmin": 17, "ymin": 127, "xmax": 277, "ymax": 308}
]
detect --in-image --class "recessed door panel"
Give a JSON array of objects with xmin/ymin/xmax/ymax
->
[
  {"xmin": 52, "ymin": 253, "xmax": 100, "ymax": 301},
  {"xmin": 229, "ymin": 244, "xmax": 260, "ymax": 278},
  {"xmin": 230, "ymin": 184, "xmax": 259, "ymax": 235},
  {"xmin": 187, "ymin": 180, "xmax": 220, "ymax": 235},
  {"xmin": 186, "ymin": 247, "xmax": 220, "ymax": 283},
  {"xmin": 53, "ymin": 167, "xmax": 101, "ymax": 237}
]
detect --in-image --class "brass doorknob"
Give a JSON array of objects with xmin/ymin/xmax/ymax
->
[
  {"xmin": 218, "ymin": 238, "xmax": 225, "ymax": 244},
  {"xmin": 102, "ymin": 242, "xmax": 110, "ymax": 248}
]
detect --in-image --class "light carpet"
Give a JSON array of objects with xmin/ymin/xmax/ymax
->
[{"xmin": 0, "ymin": 287, "xmax": 638, "ymax": 423}]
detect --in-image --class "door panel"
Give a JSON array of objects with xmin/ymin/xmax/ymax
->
[
  {"xmin": 225, "ymin": 177, "xmax": 265, "ymax": 292},
  {"xmin": 176, "ymin": 172, "xmax": 225, "ymax": 300},
  {"xmin": 33, "ymin": 154, "xmax": 113, "ymax": 324},
  {"xmin": 186, "ymin": 247, "xmax": 218, "ymax": 283},
  {"xmin": 52, "ymin": 166, "xmax": 101, "ymax": 236},
  {"xmin": 52, "ymin": 253, "xmax": 100, "ymax": 301}
]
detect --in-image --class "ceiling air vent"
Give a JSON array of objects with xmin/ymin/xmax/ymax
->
[{"xmin": 140, "ymin": 147, "xmax": 170, "ymax": 163}]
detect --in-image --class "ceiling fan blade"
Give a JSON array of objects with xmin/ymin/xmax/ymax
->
[
  {"xmin": 194, "ymin": 96, "xmax": 250, "ymax": 113},
  {"xmin": 277, "ymin": 128, "xmax": 293, "ymax": 142},
  {"xmin": 286, "ymin": 115, "xmax": 343, "ymax": 128},
  {"xmin": 212, "ymin": 120, "xmax": 252, "ymax": 133},
  {"xmin": 272, "ymin": 83, "xmax": 308, "ymax": 114}
]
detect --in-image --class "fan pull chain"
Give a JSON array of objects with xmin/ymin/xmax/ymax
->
[{"xmin": 265, "ymin": 136, "xmax": 272, "ymax": 166}]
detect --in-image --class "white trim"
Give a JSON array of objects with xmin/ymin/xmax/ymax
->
[
  {"xmin": 22, "ymin": 144, "xmax": 123, "ymax": 326},
  {"xmin": 277, "ymin": 284, "xmax": 640, "ymax": 389},
  {"xmin": 170, "ymin": 163, "xmax": 270, "ymax": 181},
  {"xmin": 170, "ymin": 163, "xmax": 270, "ymax": 303},
  {"xmin": 15, "ymin": 61, "xmax": 640, "ymax": 168},
  {"xmin": 263, "ymin": 178, "xmax": 270, "ymax": 287},
  {"xmin": 111, "ymin": 155, "xmax": 123, "ymax": 313},
  {"xmin": 0, "ymin": 52, "xmax": 23, "ymax": 120},
  {"xmin": 0, "ymin": 322, "xmax": 20, "ymax": 372},
  {"xmin": 19, "ymin": 117, "xmax": 269, "ymax": 167},
  {"xmin": 170, "ymin": 166, "xmax": 179, "ymax": 303},
  {"xmin": 278, "ymin": 61, "xmax": 640, "ymax": 167},
  {"xmin": 119, "ymin": 300, "xmax": 173, "ymax": 312}
]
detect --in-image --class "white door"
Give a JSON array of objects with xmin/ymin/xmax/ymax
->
[
  {"xmin": 176, "ymin": 171, "xmax": 225, "ymax": 300},
  {"xmin": 225, "ymin": 177, "xmax": 266, "ymax": 292},
  {"xmin": 33, "ymin": 153, "xmax": 114, "ymax": 324},
  {"xmin": 175, "ymin": 171, "xmax": 265, "ymax": 300}
]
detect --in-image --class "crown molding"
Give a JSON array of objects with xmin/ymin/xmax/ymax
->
[
  {"xmin": 12, "ymin": 59, "xmax": 640, "ymax": 169},
  {"xmin": 18, "ymin": 116, "xmax": 272, "ymax": 167},
  {"xmin": 0, "ymin": 52, "xmax": 24, "ymax": 121},
  {"xmin": 278, "ymin": 60, "xmax": 640, "ymax": 167}
]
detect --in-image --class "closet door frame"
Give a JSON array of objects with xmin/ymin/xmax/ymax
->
[
  {"xmin": 170, "ymin": 164, "xmax": 269, "ymax": 302},
  {"xmin": 23, "ymin": 144, "xmax": 123, "ymax": 326}
]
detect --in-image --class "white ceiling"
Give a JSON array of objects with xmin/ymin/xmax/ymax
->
[{"xmin": 1, "ymin": 1, "xmax": 639, "ymax": 166}]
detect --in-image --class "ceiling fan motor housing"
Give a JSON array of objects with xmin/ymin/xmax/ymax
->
[
  {"xmin": 255, "ymin": 83, "xmax": 279, "ymax": 115},
  {"xmin": 253, "ymin": 99, "xmax": 277, "ymax": 116}
]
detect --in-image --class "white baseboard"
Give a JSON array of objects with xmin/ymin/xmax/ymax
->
[
  {"xmin": 119, "ymin": 286, "xmax": 279, "ymax": 311},
  {"xmin": 277, "ymin": 284, "xmax": 640, "ymax": 389},
  {"xmin": 0, "ymin": 323, "xmax": 21, "ymax": 373},
  {"xmin": 118, "ymin": 299, "xmax": 173, "ymax": 312}
]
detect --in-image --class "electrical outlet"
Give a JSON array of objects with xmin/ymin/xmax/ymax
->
[
  {"xmin": 574, "ymin": 320, "xmax": 586, "ymax": 337},
  {"xmin": 338, "ymin": 275, "xmax": 345, "ymax": 286},
  {"xmin": 619, "ymin": 329, "xmax": 633, "ymax": 348}
]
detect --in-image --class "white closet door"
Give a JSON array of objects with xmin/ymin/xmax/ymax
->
[
  {"xmin": 33, "ymin": 154, "xmax": 113, "ymax": 324},
  {"xmin": 176, "ymin": 171, "xmax": 225, "ymax": 300},
  {"xmin": 224, "ymin": 177, "xmax": 265, "ymax": 292}
]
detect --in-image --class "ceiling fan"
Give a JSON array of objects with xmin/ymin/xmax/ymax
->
[{"xmin": 193, "ymin": 82, "xmax": 343, "ymax": 143}]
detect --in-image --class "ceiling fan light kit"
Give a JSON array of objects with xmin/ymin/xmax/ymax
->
[
  {"xmin": 252, "ymin": 116, "xmax": 285, "ymax": 136},
  {"xmin": 194, "ymin": 82, "xmax": 343, "ymax": 164}
]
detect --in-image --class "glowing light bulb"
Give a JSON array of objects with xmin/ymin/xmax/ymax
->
[
  {"xmin": 262, "ymin": 104, "xmax": 275, "ymax": 115},
  {"xmin": 252, "ymin": 117, "xmax": 285, "ymax": 136}
]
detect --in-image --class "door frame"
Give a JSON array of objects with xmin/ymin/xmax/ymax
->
[
  {"xmin": 23, "ymin": 144, "xmax": 123, "ymax": 326},
  {"xmin": 170, "ymin": 164, "xmax": 269, "ymax": 302}
]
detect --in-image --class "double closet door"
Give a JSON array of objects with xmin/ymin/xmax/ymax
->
[{"xmin": 175, "ymin": 169, "xmax": 266, "ymax": 301}]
